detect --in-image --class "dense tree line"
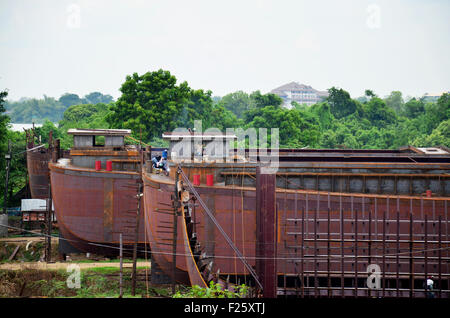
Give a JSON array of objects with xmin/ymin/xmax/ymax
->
[
  {"xmin": 5, "ymin": 92, "xmax": 113, "ymax": 123},
  {"xmin": 213, "ymin": 87, "xmax": 449, "ymax": 149},
  {"xmin": 7, "ymin": 69, "xmax": 448, "ymax": 150}
]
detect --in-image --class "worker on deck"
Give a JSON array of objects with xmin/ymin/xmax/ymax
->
[{"xmin": 152, "ymin": 149, "xmax": 168, "ymax": 175}]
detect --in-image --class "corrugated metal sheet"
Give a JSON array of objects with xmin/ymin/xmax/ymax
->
[{"xmin": 21, "ymin": 199, "xmax": 53, "ymax": 211}]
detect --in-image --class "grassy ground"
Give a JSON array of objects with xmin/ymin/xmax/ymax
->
[
  {"xmin": 0, "ymin": 241, "xmax": 56, "ymax": 263},
  {"xmin": 0, "ymin": 267, "xmax": 172, "ymax": 298},
  {"xmin": 0, "ymin": 239, "xmax": 173, "ymax": 298}
]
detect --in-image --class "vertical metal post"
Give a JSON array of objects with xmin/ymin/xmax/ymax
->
[
  {"xmin": 409, "ymin": 204, "xmax": 414, "ymax": 298},
  {"xmin": 327, "ymin": 206, "xmax": 331, "ymax": 297},
  {"xmin": 172, "ymin": 170, "xmax": 180, "ymax": 295},
  {"xmin": 355, "ymin": 207, "xmax": 358, "ymax": 298},
  {"xmin": 301, "ymin": 206, "xmax": 305, "ymax": 298},
  {"xmin": 45, "ymin": 181, "xmax": 52, "ymax": 262},
  {"xmin": 368, "ymin": 209, "xmax": 372, "ymax": 298},
  {"xmin": 341, "ymin": 206, "xmax": 344, "ymax": 298},
  {"xmin": 255, "ymin": 166, "xmax": 277, "ymax": 298},
  {"xmin": 131, "ymin": 182, "xmax": 142, "ymax": 296},
  {"xmin": 294, "ymin": 192, "xmax": 298, "ymax": 298},
  {"xmin": 438, "ymin": 215, "xmax": 442, "ymax": 299},
  {"xmin": 119, "ymin": 232, "xmax": 123, "ymax": 298},
  {"xmin": 396, "ymin": 200, "xmax": 400, "ymax": 297},
  {"xmin": 382, "ymin": 209, "xmax": 386, "ymax": 298},
  {"xmin": 424, "ymin": 214, "xmax": 428, "ymax": 297},
  {"xmin": 314, "ymin": 195, "xmax": 318, "ymax": 298}
]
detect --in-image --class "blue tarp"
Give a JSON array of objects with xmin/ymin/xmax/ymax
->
[{"xmin": 7, "ymin": 207, "xmax": 21, "ymax": 216}]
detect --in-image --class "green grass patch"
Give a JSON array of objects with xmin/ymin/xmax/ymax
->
[{"xmin": 0, "ymin": 267, "xmax": 168, "ymax": 298}]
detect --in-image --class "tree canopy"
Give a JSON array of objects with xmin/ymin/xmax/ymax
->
[{"xmin": 5, "ymin": 92, "xmax": 114, "ymax": 123}]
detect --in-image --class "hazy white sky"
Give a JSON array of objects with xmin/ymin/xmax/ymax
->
[{"xmin": 0, "ymin": 0, "xmax": 449, "ymax": 101}]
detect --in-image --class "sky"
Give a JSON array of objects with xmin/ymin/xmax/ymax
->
[{"xmin": 0, "ymin": 0, "xmax": 449, "ymax": 101}]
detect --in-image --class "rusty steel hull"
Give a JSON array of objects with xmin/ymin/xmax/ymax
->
[
  {"xmin": 27, "ymin": 148, "xmax": 51, "ymax": 199},
  {"xmin": 50, "ymin": 162, "xmax": 146, "ymax": 257},
  {"xmin": 27, "ymin": 148, "xmax": 70, "ymax": 199},
  {"xmin": 143, "ymin": 165, "xmax": 450, "ymax": 297}
]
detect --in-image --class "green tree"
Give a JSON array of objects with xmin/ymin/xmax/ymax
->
[
  {"xmin": 209, "ymin": 104, "xmax": 241, "ymax": 131},
  {"xmin": 327, "ymin": 87, "xmax": 361, "ymax": 119},
  {"xmin": 363, "ymin": 97, "xmax": 397, "ymax": 128},
  {"xmin": 412, "ymin": 119, "xmax": 450, "ymax": 147},
  {"xmin": 384, "ymin": 91, "xmax": 404, "ymax": 113},
  {"xmin": 2, "ymin": 130, "xmax": 28, "ymax": 206},
  {"xmin": 35, "ymin": 120, "xmax": 65, "ymax": 146},
  {"xmin": 177, "ymin": 89, "xmax": 214, "ymax": 129},
  {"xmin": 365, "ymin": 89, "xmax": 376, "ymax": 99},
  {"xmin": 58, "ymin": 93, "xmax": 83, "ymax": 108},
  {"xmin": 107, "ymin": 69, "xmax": 191, "ymax": 142},
  {"xmin": 0, "ymin": 90, "xmax": 10, "ymax": 204},
  {"xmin": 84, "ymin": 92, "xmax": 114, "ymax": 105},
  {"xmin": 403, "ymin": 98, "xmax": 425, "ymax": 118},
  {"xmin": 249, "ymin": 90, "xmax": 283, "ymax": 109},
  {"xmin": 309, "ymin": 102, "xmax": 334, "ymax": 131},
  {"xmin": 217, "ymin": 91, "xmax": 250, "ymax": 118},
  {"xmin": 6, "ymin": 96, "xmax": 66, "ymax": 123},
  {"xmin": 0, "ymin": 90, "xmax": 9, "ymax": 151}
]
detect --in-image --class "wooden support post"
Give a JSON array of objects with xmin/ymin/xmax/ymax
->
[{"xmin": 255, "ymin": 166, "xmax": 277, "ymax": 298}]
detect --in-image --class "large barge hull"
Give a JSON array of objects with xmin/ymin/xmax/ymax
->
[
  {"xmin": 27, "ymin": 148, "xmax": 51, "ymax": 199},
  {"xmin": 143, "ymin": 167, "xmax": 450, "ymax": 297},
  {"xmin": 50, "ymin": 162, "xmax": 146, "ymax": 257}
]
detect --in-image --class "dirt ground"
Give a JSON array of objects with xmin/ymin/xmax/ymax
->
[
  {"xmin": 1, "ymin": 236, "xmax": 151, "ymax": 270},
  {"xmin": 0, "ymin": 236, "xmax": 57, "ymax": 243},
  {"xmin": 0, "ymin": 261, "xmax": 151, "ymax": 270}
]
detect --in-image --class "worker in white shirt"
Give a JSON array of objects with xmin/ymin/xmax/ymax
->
[{"xmin": 426, "ymin": 276, "xmax": 435, "ymax": 298}]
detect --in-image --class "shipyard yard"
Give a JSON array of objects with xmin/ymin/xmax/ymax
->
[
  {"xmin": 0, "ymin": 128, "xmax": 448, "ymax": 300},
  {"xmin": 1, "ymin": 1, "xmax": 450, "ymax": 307}
]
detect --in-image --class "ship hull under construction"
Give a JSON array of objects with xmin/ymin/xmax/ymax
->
[
  {"xmin": 50, "ymin": 162, "xmax": 146, "ymax": 257},
  {"xmin": 27, "ymin": 148, "xmax": 51, "ymax": 199},
  {"xmin": 143, "ymin": 154, "xmax": 450, "ymax": 298},
  {"xmin": 48, "ymin": 128, "xmax": 147, "ymax": 257}
]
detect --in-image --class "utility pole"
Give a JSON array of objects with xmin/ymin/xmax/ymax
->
[
  {"xmin": 45, "ymin": 132, "xmax": 54, "ymax": 262},
  {"xmin": 3, "ymin": 140, "xmax": 11, "ymax": 215}
]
